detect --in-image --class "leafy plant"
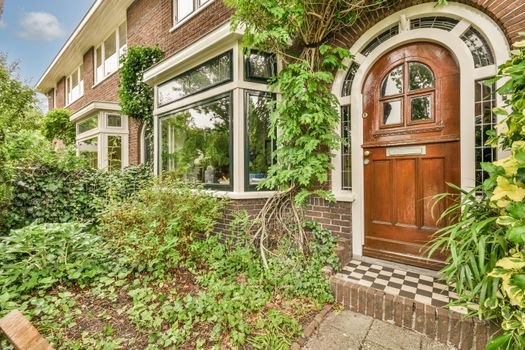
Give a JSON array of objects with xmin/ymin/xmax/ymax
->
[
  {"xmin": 41, "ymin": 109, "xmax": 75, "ymax": 145},
  {"xmin": 119, "ymin": 46, "xmax": 164, "ymax": 127}
]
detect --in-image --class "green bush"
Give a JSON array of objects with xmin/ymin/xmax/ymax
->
[
  {"xmin": 97, "ymin": 181, "xmax": 225, "ymax": 272},
  {"xmin": 0, "ymin": 223, "xmax": 112, "ymax": 314},
  {"xmin": 41, "ymin": 109, "xmax": 75, "ymax": 145}
]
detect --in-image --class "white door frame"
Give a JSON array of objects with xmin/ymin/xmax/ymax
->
[{"xmin": 330, "ymin": 2, "xmax": 510, "ymax": 258}]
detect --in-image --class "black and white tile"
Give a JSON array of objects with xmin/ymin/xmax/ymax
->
[{"xmin": 337, "ymin": 259, "xmax": 467, "ymax": 314}]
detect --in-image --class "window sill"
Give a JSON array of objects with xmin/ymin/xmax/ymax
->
[
  {"xmin": 190, "ymin": 189, "xmax": 275, "ymax": 200},
  {"xmin": 65, "ymin": 95, "xmax": 84, "ymax": 109},
  {"xmin": 92, "ymin": 69, "xmax": 119, "ymax": 89},
  {"xmin": 170, "ymin": 0, "xmax": 215, "ymax": 33},
  {"xmin": 333, "ymin": 191, "xmax": 357, "ymax": 202}
]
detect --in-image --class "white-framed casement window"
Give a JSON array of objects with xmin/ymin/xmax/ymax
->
[
  {"xmin": 151, "ymin": 36, "xmax": 277, "ymax": 197},
  {"xmin": 75, "ymin": 112, "xmax": 129, "ymax": 170},
  {"xmin": 66, "ymin": 64, "xmax": 84, "ymax": 106},
  {"xmin": 172, "ymin": 0, "xmax": 212, "ymax": 27},
  {"xmin": 94, "ymin": 21, "xmax": 127, "ymax": 85}
]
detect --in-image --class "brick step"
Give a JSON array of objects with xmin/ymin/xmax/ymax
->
[
  {"xmin": 332, "ymin": 238, "xmax": 351, "ymax": 267},
  {"xmin": 330, "ymin": 275, "xmax": 500, "ymax": 350}
]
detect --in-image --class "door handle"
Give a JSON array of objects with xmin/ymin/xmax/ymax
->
[{"xmin": 363, "ymin": 150, "xmax": 372, "ymax": 157}]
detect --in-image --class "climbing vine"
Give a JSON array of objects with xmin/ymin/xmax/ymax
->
[
  {"xmin": 225, "ymin": 0, "xmax": 384, "ymax": 265},
  {"xmin": 118, "ymin": 46, "xmax": 164, "ymax": 127}
]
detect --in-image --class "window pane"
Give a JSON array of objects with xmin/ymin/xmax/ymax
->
[
  {"xmin": 119, "ymin": 22, "xmax": 127, "ymax": 52},
  {"xmin": 107, "ymin": 136, "xmax": 122, "ymax": 171},
  {"xmin": 95, "ymin": 46, "xmax": 103, "ymax": 82},
  {"xmin": 158, "ymin": 51, "xmax": 232, "ymax": 106},
  {"xmin": 245, "ymin": 52, "xmax": 276, "ymax": 81},
  {"xmin": 410, "ymin": 95, "xmax": 432, "ymax": 121},
  {"xmin": 461, "ymin": 27, "xmax": 495, "ymax": 68},
  {"xmin": 341, "ymin": 105, "xmax": 351, "ymax": 191},
  {"xmin": 107, "ymin": 114, "xmax": 122, "ymax": 127},
  {"xmin": 475, "ymin": 79, "xmax": 497, "ymax": 188},
  {"xmin": 79, "ymin": 64, "xmax": 84, "ymax": 95},
  {"xmin": 104, "ymin": 32, "xmax": 117, "ymax": 77},
  {"xmin": 143, "ymin": 125, "xmax": 154, "ymax": 164},
  {"xmin": 78, "ymin": 137, "xmax": 98, "ymax": 169},
  {"xmin": 177, "ymin": 0, "xmax": 194, "ymax": 21},
  {"xmin": 246, "ymin": 93, "xmax": 274, "ymax": 188},
  {"xmin": 161, "ymin": 95, "xmax": 232, "ymax": 187},
  {"xmin": 383, "ymin": 100, "xmax": 402, "ymax": 125},
  {"xmin": 408, "ymin": 62, "xmax": 434, "ymax": 91},
  {"xmin": 77, "ymin": 116, "xmax": 98, "ymax": 134},
  {"xmin": 381, "ymin": 65, "xmax": 403, "ymax": 96}
]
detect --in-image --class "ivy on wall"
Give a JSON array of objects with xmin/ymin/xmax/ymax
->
[{"xmin": 118, "ymin": 46, "xmax": 164, "ymax": 127}]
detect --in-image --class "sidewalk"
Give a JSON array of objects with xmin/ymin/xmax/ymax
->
[{"xmin": 303, "ymin": 310, "xmax": 456, "ymax": 350}]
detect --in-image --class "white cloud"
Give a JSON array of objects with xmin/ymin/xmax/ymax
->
[{"xmin": 19, "ymin": 12, "xmax": 64, "ymax": 41}]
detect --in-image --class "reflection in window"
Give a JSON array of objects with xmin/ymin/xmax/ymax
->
[
  {"xmin": 143, "ymin": 125, "xmax": 154, "ymax": 164},
  {"xmin": 246, "ymin": 92, "xmax": 275, "ymax": 190},
  {"xmin": 107, "ymin": 114, "xmax": 122, "ymax": 127},
  {"xmin": 361, "ymin": 24, "xmax": 400, "ymax": 56},
  {"xmin": 342, "ymin": 63, "xmax": 359, "ymax": 97},
  {"xmin": 158, "ymin": 51, "xmax": 232, "ymax": 107},
  {"xmin": 79, "ymin": 137, "xmax": 98, "ymax": 169},
  {"xmin": 408, "ymin": 62, "xmax": 434, "ymax": 91},
  {"xmin": 475, "ymin": 79, "xmax": 496, "ymax": 187},
  {"xmin": 77, "ymin": 116, "xmax": 98, "ymax": 134},
  {"xmin": 161, "ymin": 94, "xmax": 232, "ymax": 188},
  {"xmin": 410, "ymin": 16, "xmax": 459, "ymax": 31},
  {"xmin": 461, "ymin": 27, "xmax": 495, "ymax": 68},
  {"xmin": 245, "ymin": 51, "xmax": 276, "ymax": 82},
  {"xmin": 411, "ymin": 95, "xmax": 432, "ymax": 121},
  {"xmin": 383, "ymin": 100, "xmax": 402, "ymax": 125},
  {"xmin": 381, "ymin": 65, "xmax": 403, "ymax": 96},
  {"xmin": 341, "ymin": 105, "xmax": 351, "ymax": 190},
  {"xmin": 107, "ymin": 136, "xmax": 122, "ymax": 171}
]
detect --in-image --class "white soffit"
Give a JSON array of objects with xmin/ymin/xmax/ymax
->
[
  {"xmin": 70, "ymin": 101, "xmax": 121, "ymax": 122},
  {"xmin": 36, "ymin": 0, "xmax": 133, "ymax": 93}
]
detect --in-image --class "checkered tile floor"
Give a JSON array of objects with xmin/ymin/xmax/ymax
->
[{"xmin": 337, "ymin": 259, "xmax": 467, "ymax": 314}]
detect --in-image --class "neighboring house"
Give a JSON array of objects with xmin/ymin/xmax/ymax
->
[{"xmin": 37, "ymin": 0, "xmax": 522, "ymax": 271}]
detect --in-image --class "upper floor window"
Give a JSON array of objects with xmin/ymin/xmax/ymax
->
[
  {"xmin": 173, "ymin": 0, "xmax": 210, "ymax": 24},
  {"xmin": 94, "ymin": 22, "xmax": 127, "ymax": 84},
  {"xmin": 66, "ymin": 64, "xmax": 84, "ymax": 105}
]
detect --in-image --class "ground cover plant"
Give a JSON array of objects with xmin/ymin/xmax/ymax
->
[
  {"xmin": 430, "ymin": 38, "xmax": 525, "ymax": 349},
  {"xmin": 0, "ymin": 181, "xmax": 338, "ymax": 349}
]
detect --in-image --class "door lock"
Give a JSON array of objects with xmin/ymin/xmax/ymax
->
[
  {"xmin": 363, "ymin": 150, "xmax": 372, "ymax": 157},
  {"xmin": 364, "ymin": 159, "xmax": 370, "ymax": 165}
]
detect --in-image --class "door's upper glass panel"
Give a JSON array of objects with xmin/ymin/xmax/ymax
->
[
  {"xmin": 408, "ymin": 62, "xmax": 434, "ymax": 91},
  {"xmin": 381, "ymin": 65, "xmax": 403, "ymax": 97},
  {"xmin": 383, "ymin": 100, "xmax": 402, "ymax": 125},
  {"xmin": 410, "ymin": 95, "xmax": 432, "ymax": 121}
]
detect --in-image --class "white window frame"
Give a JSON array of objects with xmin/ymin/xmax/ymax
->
[
  {"xmin": 65, "ymin": 64, "xmax": 84, "ymax": 106},
  {"xmin": 171, "ymin": 0, "xmax": 214, "ymax": 31},
  {"xmin": 75, "ymin": 112, "xmax": 129, "ymax": 170},
  {"xmin": 330, "ymin": 2, "xmax": 511, "ymax": 258},
  {"xmin": 94, "ymin": 21, "xmax": 127, "ymax": 85}
]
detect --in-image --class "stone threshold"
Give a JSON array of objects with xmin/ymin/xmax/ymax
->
[{"xmin": 330, "ymin": 261, "xmax": 501, "ymax": 350}]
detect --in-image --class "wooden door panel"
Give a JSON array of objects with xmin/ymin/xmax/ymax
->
[{"xmin": 362, "ymin": 42, "xmax": 460, "ymax": 270}]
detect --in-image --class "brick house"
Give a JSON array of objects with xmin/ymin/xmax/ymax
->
[{"xmin": 36, "ymin": 1, "xmax": 524, "ymax": 346}]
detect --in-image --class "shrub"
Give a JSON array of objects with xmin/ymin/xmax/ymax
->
[
  {"xmin": 41, "ymin": 109, "xmax": 75, "ymax": 145},
  {"xmin": 0, "ymin": 223, "xmax": 112, "ymax": 314},
  {"xmin": 97, "ymin": 181, "xmax": 225, "ymax": 271}
]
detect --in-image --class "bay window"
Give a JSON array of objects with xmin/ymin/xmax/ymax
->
[
  {"xmin": 66, "ymin": 64, "xmax": 84, "ymax": 105},
  {"xmin": 94, "ymin": 22, "xmax": 127, "ymax": 84}
]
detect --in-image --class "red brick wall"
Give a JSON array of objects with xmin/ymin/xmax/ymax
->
[
  {"xmin": 128, "ymin": 117, "xmax": 143, "ymax": 165},
  {"xmin": 55, "ymin": 78, "xmax": 66, "ymax": 109},
  {"xmin": 47, "ymin": 89, "xmax": 55, "ymax": 110}
]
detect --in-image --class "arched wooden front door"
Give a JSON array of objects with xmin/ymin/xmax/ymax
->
[{"xmin": 362, "ymin": 42, "xmax": 460, "ymax": 270}]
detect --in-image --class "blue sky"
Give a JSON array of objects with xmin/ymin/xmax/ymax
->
[{"xmin": 0, "ymin": 0, "xmax": 93, "ymax": 109}]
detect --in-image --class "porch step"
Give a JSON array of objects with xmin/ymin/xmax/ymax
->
[
  {"xmin": 332, "ymin": 238, "xmax": 352, "ymax": 267},
  {"xmin": 330, "ymin": 260, "xmax": 500, "ymax": 350}
]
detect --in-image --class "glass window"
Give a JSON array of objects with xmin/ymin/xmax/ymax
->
[
  {"xmin": 408, "ymin": 62, "xmax": 434, "ymax": 91},
  {"xmin": 66, "ymin": 65, "xmax": 84, "ymax": 105},
  {"xmin": 94, "ymin": 22, "xmax": 126, "ymax": 84},
  {"xmin": 78, "ymin": 137, "xmax": 98, "ymax": 169},
  {"xmin": 341, "ymin": 105, "xmax": 351, "ymax": 191},
  {"xmin": 119, "ymin": 22, "xmax": 127, "ymax": 56},
  {"xmin": 107, "ymin": 136, "xmax": 123, "ymax": 171},
  {"xmin": 158, "ymin": 51, "xmax": 232, "ymax": 107},
  {"xmin": 174, "ymin": 0, "xmax": 210, "ymax": 24},
  {"xmin": 160, "ymin": 94, "xmax": 232, "ymax": 188},
  {"xmin": 245, "ymin": 92, "xmax": 275, "ymax": 190},
  {"xmin": 143, "ymin": 125, "xmax": 154, "ymax": 164},
  {"xmin": 383, "ymin": 100, "xmax": 402, "ymax": 125},
  {"xmin": 410, "ymin": 16, "xmax": 459, "ymax": 31},
  {"xmin": 461, "ymin": 27, "xmax": 495, "ymax": 68},
  {"xmin": 410, "ymin": 95, "xmax": 432, "ymax": 121},
  {"xmin": 107, "ymin": 114, "xmax": 122, "ymax": 127},
  {"xmin": 475, "ymin": 79, "xmax": 497, "ymax": 187},
  {"xmin": 361, "ymin": 24, "xmax": 399, "ymax": 56},
  {"xmin": 381, "ymin": 65, "xmax": 403, "ymax": 97},
  {"xmin": 95, "ymin": 46, "xmax": 103, "ymax": 83},
  {"xmin": 77, "ymin": 116, "xmax": 98, "ymax": 134},
  {"xmin": 342, "ymin": 63, "xmax": 359, "ymax": 97},
  {"xmin": 245, "ymin": 51, "xmax": 276, "ymax": 82},
  {"xmin": 104, "ymin": 32, "xmax": 118, "ymax": 77}
]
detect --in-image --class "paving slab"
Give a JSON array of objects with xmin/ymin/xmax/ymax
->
[{"xmin": 303, "ymin": 310, "xmax": 456, "ymax": 350}]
